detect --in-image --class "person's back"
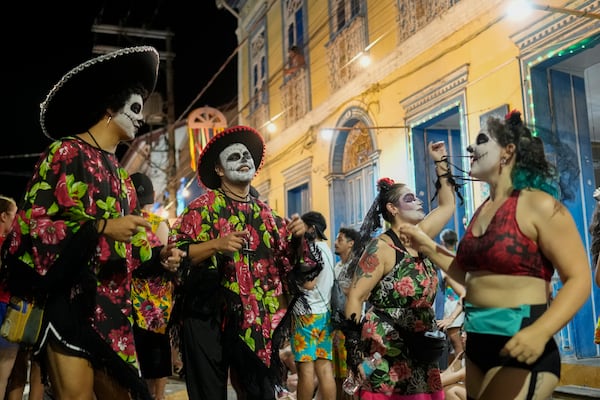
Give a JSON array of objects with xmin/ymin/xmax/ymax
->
[
  {"xmin": 292, "ymin": 211, "xmax": 336, "ymax": 400},
  {"xmin": 130, "ymin": 172, "xmax": 174, "ymax": 400}
]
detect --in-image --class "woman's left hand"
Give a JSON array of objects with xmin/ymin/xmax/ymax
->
[
  {"xmin": 428, "ymin": 141, "xmax": 448, "ymax": 162},
  {"xmin": 159, "ymin": 243, "xmax": 186, "ymax": 272}
]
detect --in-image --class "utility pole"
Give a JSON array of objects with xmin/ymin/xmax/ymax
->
[{"xmin": 91, "ymin": 24, "xmax": 178, "ymax": 219}]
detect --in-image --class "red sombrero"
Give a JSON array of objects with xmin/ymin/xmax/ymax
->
[
  {"xmin": 197, "ymin": 125, "xmax": 265, "ymax": 189},
  {"xmin": 40, "ymin": 46, "xmax": 160, "ymax": 140}
]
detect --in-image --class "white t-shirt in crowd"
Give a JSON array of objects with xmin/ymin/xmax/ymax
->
[{"xmin": 297, "ymin": 240, "xmax": 335, "ymax": 315}]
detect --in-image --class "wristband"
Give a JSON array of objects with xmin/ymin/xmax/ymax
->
[{"xmin": 96, "ymin": 219, "xmax": 107, "ymax": 235}]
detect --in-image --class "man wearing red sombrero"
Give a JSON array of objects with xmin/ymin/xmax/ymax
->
[
  {"xmin": 169, "ymin": 125, "xmax": 323, "ymax": 400},
  {"xmin": 1, "ymin": 46, "xmax": 185, "ymax": 400}
]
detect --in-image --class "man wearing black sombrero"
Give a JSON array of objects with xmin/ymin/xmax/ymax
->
[
  {"xmin": 169, "ymin": 125, "xmax": 323, "ymax": 400},
  {"xmin": 1, "ymin": 46, "xmax": 185, "ymax": 400}
]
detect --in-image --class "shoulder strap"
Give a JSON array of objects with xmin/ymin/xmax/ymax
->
[{"xmin": 384, "ymin": 229, "xmax": 405, "ymax": 266}]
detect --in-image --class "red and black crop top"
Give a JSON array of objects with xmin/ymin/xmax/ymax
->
[{"xmin": 455, "ymin": 190, "xmax": 554, "ymax": 281}]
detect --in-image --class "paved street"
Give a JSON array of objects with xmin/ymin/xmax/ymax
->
[{"xmin": 165, "ymin": 376, "xmax": 239, "ymax": 400}]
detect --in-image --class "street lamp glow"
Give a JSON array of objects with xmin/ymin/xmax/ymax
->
[
  {"xmin": 320, "ymin": 129, "xmax": 333, "ymax": 141},
  {"xmin": 359, "ymin": 53, "xmax": 372, "ymax": 68},
  {"xmin": 506, "ymin": 0, "xmax": 533, "ymax": 20}
]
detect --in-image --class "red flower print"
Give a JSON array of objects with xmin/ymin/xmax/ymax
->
[
  {"xmin": 55, "ymin": 173, "xmax": 78, "ymax": 208},
  {"xmin": 363, "ymin": 320, "xmax": 378, "ymax": 338},
  {"xmin": 237, "ymin": 263, "xmax": 254, "ymax": 295},
  {"xmin": 361, "ymin": 253, "xmax": 379, "ymax": 274},
  {"xmin": 109, "ymin": 327, "xmax": 135, "ymax": 356},
  {"xmin": 253, "ymin": 260, "xmax": 268, "ymax": 279},
  {"xmin": 394, "ymin": 277, "xmax": 415, "ymax": 297},
  {"xmin": 391, "ymin": 361, "xmax": 412, "ymax": 381},
  {"xmin": 413, "ymin": 319, "xmax": 427, "ymax": 333},
  {"xmin": 32, "ymin": 218, "xmax": 67, "ymax": 245},
  {"xmin": 271, "ymin": 309, "xmax": 286, "ymax": 330},
  {"xmin": 427, "ymin": 368, "xmax": 443, "ymax": 391},
  {"xmin": 215, "ymin": 217, "xmax": 234, "ymax": 234}
]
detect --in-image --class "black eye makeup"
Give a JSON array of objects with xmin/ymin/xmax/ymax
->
[
  {"xmin": 130, "ymin": 103, "xmax": 142, "ymax": 113},
  {"xmin": 476, "ymin": 132, "xmax": 490, "ymax": 145},
  {"xmin": 227, "ymin": 153, "xmax": 242, "ymax": 161}
]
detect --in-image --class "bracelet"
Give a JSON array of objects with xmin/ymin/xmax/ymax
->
[{"xmin": 96, "ymin": 219, "xmax": 107, "ymax": 235}]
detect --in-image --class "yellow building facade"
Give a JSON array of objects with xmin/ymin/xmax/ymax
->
[{"xmin": 231, "ymin": 0, "xmax": 599, "ymax": 368}]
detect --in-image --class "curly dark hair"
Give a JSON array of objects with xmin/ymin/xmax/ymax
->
[{"xmin": 486, "ymin": 110, "xmax": 560, "ymax": 199}]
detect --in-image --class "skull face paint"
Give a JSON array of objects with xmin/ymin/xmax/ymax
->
[
  {"xmin": 397, "ymin": 187, "xmax": 425, "ymax": 222},
  {"xmin": 113, "ymin": 94, "xmax": 144, "ymax": 139},
  {"xmin": 467, "ymin": 131, "xmax": 502, "ymax": 179},
  {"xmin": 218, "ymin": 143, "xmax": 256, "ymax": 184}
]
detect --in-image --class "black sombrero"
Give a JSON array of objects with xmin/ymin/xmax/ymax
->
[
  {"xmin": 197, "ymin": 125, "xmax": 265, "ymax": 189},
  {"xmin": 40, "ymin": 46, "xmax": 160, "ymax": 140}
]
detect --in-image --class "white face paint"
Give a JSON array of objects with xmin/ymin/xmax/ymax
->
[
  {"xmin": 218, "ymin": 143, "xmax": 256, "ymax": 184},
  {"xmin": 112, "ymin": 94, "xmax": 144, "ymax": 140},
  {"xmin": 467, "ymin": 131, "xmax": 502, "ymax": 179},
  {"xmin": 397, "ymin": 187, "xmax": 425, "ymax": 222}
]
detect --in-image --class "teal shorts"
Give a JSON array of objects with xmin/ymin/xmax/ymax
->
[{"xmin": 291, "ymin": 312, "xmax": 333, "ymax": 362}]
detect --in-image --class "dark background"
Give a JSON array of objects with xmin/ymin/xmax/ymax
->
[{"xmin": 2, "ymin": 1, "xmax": 237, "ymax": 202}]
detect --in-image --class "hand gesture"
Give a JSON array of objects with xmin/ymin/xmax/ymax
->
[
  {"xmin": 428, "ymin": 141, "xmax": 448, "ymax": 163},
  {"xmin": 103, "ymin": 215, "xmax": 151, "ymax": 243},
  {"xmin": 159, "ymin": 243, "xmax": 187, "ymax": 272},
  {"xmin": 286, "ymin": 214, "xmax": 307, "ymax": 238},
  {"xmin": 397, "ymin": 223, "xmax": 435, "ymax": 253},
  {"xmin": 216, "ymin": 230, "xmax": 249, "ymax": 253}
]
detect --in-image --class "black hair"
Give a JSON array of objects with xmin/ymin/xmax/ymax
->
[
  {"xmin": 440, "ymin": 228, "xmax": 458, "ymax": 247},
  {"xmin": 339, "ymin": 227, "xmax": 359, "ymax": 243},
  {"xmin": 87, "ymin": 83, "xmax": 149, "ymax": 129},
  {"xmin": 487, "ymin": 110, "xmax": 560, "ymax": 199},
  {"xmin": 347, "ymin": 178, "xmax": 406, "ymax": 275}
]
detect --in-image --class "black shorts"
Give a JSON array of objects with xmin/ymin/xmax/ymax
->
[
  {"xmin": 133, "ymin": 324, "xmax": 172, "ymax": 379},
  {"xmin": 466, "ymin": 304, "xmax": 560, "ymax": 378}
]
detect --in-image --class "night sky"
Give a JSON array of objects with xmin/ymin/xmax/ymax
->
[{"xmin": 2, "ymin": 1, "xmax": 237, "ymax": 201}]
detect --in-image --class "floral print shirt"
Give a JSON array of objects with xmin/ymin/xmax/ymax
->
[
  {"xmin": 171, "ymin": 189, "xmax": 314, "ymax": 367},
  {"xmin": 132, "ymin": 210, "xmax": 173, "ymax": 334},
  {"xmin": 361, "ymin": 243, "xmax": 443, "ymax": 397},
  {"xmin": 3, "ymin": 137, "xmax": 155, "ymax": 373}
]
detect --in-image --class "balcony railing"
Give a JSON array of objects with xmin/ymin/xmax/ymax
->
[
  {"xmin": 326, "ymin": 15, "xmax": 368, "ymax": 91},
  {"xmin": 280, "ymin": 67, "xmax": 309, "ymax": 128}
]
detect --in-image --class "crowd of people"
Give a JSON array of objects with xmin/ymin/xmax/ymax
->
[{"xmin": 0, "ymin": 45, "xmax": 596, "ymax": 400}]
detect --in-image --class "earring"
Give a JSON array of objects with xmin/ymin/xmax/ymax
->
[
  {"xmin": 106, "ymin": 115, "xmax": 112, "ymax": 126},
  {"xmin": 500, "ymin": 158, "xmax": 507, "ymax": 165}
]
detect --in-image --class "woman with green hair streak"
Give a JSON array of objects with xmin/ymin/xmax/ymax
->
[{"xmin": 399, "ymin": 110, "xmax": 591, "ymax": 400}]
